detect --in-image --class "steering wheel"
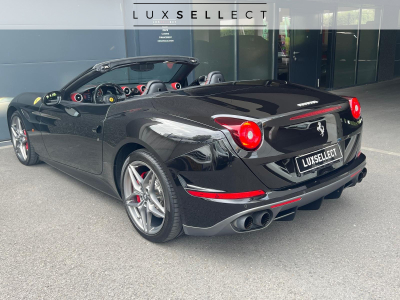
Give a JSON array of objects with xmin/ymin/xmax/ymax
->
[
  {"xmin": 93, "ymin": 83, "xmax": 126, "ymax": 104},
  {"xmin": 189, "ymin": 75, "xmax": 207, "ymax": 86}
]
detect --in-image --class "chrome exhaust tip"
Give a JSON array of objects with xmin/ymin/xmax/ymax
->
[
  {"xmin": 253, "ymin": 210, "xmax": 272, "ymax": 227},
  {"xmin": 233, "ymin": 215, "xmax": 254, "ymax": 230}
]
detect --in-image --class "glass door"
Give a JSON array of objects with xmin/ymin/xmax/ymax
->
[
  {"xmin": 319, "ymin": 11, "xmax": 334, "ymax": 89},
  {"xmin": 333, "ymin": 7, "xmax": 381, "ymax": 88},
  {"xmin": 356, "ymin": 8, "xmax": 381, "ymax": 85},
  {"xmin": 333, "ymin": 7, "xmax": 360, "ymax": 88},
  {"xmin": 277, "ymin": 8, "xmax": 291, "ymax": 81}
]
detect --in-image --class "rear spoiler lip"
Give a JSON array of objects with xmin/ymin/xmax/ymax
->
[{"xmin": 212, "ymin": 103, "xmax": 349, "ymax": 128}]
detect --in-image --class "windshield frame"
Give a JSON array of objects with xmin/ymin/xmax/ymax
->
[
  {"xmin": 84, "ymin": 62, "xmax": 184, "ymax": 87},
  {"xmin": 61, "ymin": 56, "xmax": 199, "ymax": 98}
]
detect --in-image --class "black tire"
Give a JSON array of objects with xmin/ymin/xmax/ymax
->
[
  {"xmin": 9, "ymin": 111, "xmax": 40, "ymax": 166},
  {"xmin": 120, "ymin": 149, "xmax": 183, "ymax": 243}
]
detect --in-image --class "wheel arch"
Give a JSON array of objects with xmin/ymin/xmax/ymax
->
[
  {"xmin": 7, "ymin": 106, "xmax": 17, "ymax": 127},
  {"xmin": 113, "ymin": 142, "xmax": 146, "ymax": 196}
]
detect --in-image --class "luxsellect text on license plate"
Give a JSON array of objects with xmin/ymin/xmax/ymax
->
[{"xmin": 295, "ymin": 144, "xmax": 342, "ymax": 174}]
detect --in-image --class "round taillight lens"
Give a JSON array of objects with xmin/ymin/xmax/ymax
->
[
  {"xmin": 214, "ymin": 117, "xmax": 262, "ymax": 151},
  {"xmin": 348, "ymin": 97, "xmax": 361, "ymax": 119},
  {"xmin": 238, "ymin": 121, "xmax": 262, "ymax": 150}
]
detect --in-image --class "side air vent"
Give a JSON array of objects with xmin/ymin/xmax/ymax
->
[
  {"xmin": 121, "ymin": 86, "xmax": 131, "ymax": 95},
  {"xmin": 171, "ymin": 82, "xmax": 181, "ymax": 90}
]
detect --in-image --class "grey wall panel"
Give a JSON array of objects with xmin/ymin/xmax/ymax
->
[
  {"xmin": 125, "ymin": 30, "xmax": 192, "ymax": 57},
  {"xmin": 1, "ymin": 0, "xmax": 124, "ymax": 29},
  {"xmin": 0, "ymin": 30, "xmax": 126, "ymax": 64},
  {"xmin": 0, "ymin": 59, "xmax": 116, "ymax": 96},
  {"xmin": 0, "ymin": 30, "xmax": 127, "ymax": 97},
  {"xmin": 0, "ymin": 98, "xmax": 12, "ymax": 141}
]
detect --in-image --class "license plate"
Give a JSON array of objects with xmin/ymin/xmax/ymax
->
[{"xmin": 295, "ymin": 144, "xmax": 342, "ymax": 174}]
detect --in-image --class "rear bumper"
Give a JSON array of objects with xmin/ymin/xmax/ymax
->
[{"xmin": 183, "ymin": 154, "xmax": 366, "ymax": 236}]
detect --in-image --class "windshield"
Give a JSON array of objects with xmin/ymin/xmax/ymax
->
[{"xmin": 86, "ymin": 62, "xmax": 183, "ymax": 86}]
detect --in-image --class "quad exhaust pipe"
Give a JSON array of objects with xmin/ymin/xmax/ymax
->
[
  {"xmin": 253, "ymin": 210, "xmax": 272, "ymax": 227},
  {"xmin": 233, "ymin": 210, "xmax": 272, "ymax": 231},
  {"xmin": 232, "ymin": 167, "xmax": 367, "ymax": 232},
  {"xmin": 233, "ymin": 215, "xmax": 254, "ymax": 231},
  {"xmin": 358, "ymin": 168, "xmax": 367, "ymax": 183}
]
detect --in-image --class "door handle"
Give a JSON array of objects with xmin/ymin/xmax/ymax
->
[
  {"xmin": 92, "ymin": 125, "xmax": 102, "ymax": 134},
  {"xmin": 293, "ymin": 51, "xmax": 300, "ymax": 55}
]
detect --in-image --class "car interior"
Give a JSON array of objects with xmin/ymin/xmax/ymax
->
[{"xmin": 68, "ymin": 62, "xmax": 226, "ymax": 104}]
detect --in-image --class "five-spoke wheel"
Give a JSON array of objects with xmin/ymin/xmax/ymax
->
[
  {"xmin": 10, "ymin": 115, "xmax": 29, "ymax": 161},
  {"xmin": 123, "ymin": 161, "xmax": 166, "ymax": 235},
  {"xmin": 9, "ymin": 111, "xmax": 39, "ymax": 165},
  {"xmin": 121, "ymin": 149, "xmax": 182, "ymax": 242}
]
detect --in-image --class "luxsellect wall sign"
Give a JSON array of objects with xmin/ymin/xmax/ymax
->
[
  {"xmin": 123, "ymin": 1, "xmax": 270, "ymax": 60},
  {"xmin": 125, "ymin": 2, "xmax": 269, "ymax": 29}
]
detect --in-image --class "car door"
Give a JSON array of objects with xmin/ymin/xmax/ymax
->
[{"xmin": 39, "ymin": 99, "xmax": 110, "ymax": 174}]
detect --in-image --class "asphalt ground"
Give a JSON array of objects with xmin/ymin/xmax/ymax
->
[{"xmin": 1, "ymin": 79, "xmax": 399, "ymax": 299}]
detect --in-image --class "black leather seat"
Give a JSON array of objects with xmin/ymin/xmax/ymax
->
[
  {"xmin": 205, "ymin": 71, "xmax": 225, "ymax": 84},
  {"xmin": 142, "ymin": 80, "xmax": 168, "ymax": 95}
]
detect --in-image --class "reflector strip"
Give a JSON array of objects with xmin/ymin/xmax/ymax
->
[
  {"xmin": 270, "ymin": 197, "xmax": 302, "ymax": 208},
  {"xmin": 290, "ymin": 106, "xmax": 342, "ymax": 121},
  {"xmin": 187, "ymin": 190, "xmax": 265, "ymax": 200},
  {"xmin": 350, "ymin": 169, "xmax": 362, "ymax": 178}
]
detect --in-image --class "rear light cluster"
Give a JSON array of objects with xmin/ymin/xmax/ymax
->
[
  {"xmin": 343, "ymin": 96, "xmax": 361, "ymax": 120},
  {"xmin": 214, "ymin": 117, "xmax": 262, "ymax": 151}
]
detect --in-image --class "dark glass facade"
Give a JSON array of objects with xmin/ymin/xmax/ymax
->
[{"xmin": 189, "ymin": 6, "xmax": 399, "ymax": 90}]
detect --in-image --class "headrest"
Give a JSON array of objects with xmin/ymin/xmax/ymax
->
[
  {"xmin": 205, "ymin": 71, "xmax": 225, "ymax": 84},
  {"xmin": 142, "ymin": 80, "xmax": 168, "ymax": 95}
]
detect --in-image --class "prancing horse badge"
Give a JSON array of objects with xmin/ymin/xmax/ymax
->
[{"xmin": 317, "ymin": 122, "xmax": 325, "ymax": 137}]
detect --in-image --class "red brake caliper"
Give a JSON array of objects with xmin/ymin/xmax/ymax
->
[
  {"xmin": 134, "ymin": 172, "xmax": 147, "ymax": 203},
  {"xmin": 23, "ymin": 130, "xmax": 28, "ymax": 150}
]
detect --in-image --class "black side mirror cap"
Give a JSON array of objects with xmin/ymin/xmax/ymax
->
[{"xmin": 43, "ymin": 91, "xmax": 61, "ymax": 106}]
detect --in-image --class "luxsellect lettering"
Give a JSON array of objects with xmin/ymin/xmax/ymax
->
[
  {"xmin": 302, "ymin": 148, "xmax": 337, "ymax": 167},
  {"xmin": 133, "ymin": 10, "xmax": 267, "ymax": 20}
]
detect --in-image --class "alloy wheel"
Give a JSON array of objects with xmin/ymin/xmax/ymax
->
[
  {"xmin": 10, "ymin": 115, "xmax": 28, "ymax": 161},
  {"xmin": 123, "ymin": 161, "xmax": 166, "ymax": 235}
]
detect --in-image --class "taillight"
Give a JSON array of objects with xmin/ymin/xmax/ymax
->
[
  {"xmin": 343, "ymin": 96, "xmax": 361, "ymax": 119},
  {"xmin": 214, "ymin": 117, "xmax": 262, "ymax": 151}
]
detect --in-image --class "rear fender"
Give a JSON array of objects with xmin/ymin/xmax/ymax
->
[{"xmin": 102, "ymin": 105, "xmax": 226, "ymax": 198}]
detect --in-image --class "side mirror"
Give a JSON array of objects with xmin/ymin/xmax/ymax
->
[{"xmin": 43, "ymin": 91, "xmax": 61, "ymax": 106}]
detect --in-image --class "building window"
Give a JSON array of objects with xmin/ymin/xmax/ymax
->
[
  {"xmin": 333, "ymin": 7, "xmax": 360, "ymax": 88},
  {"xmin": 278, "ymin": 8, "xmax": 290, "ymax": 81},
  {"xmin": 237, "ymin": 9, "xmax": 274, "ymax": 81},
  {"xmin": 356, "ymin": 8, "xmax": 380, "ymax": 85},
  {"xmin": 395, "ymin": 11, "xmax": 400, "ymax": 77}
]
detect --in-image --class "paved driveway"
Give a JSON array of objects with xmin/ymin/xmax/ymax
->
[{"xmin": 1, "ymin": 80, "xmax": 399, "ymax": 299}]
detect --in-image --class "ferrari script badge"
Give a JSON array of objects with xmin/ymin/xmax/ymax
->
[
  {"xmin": 317, "ymin": 122, "xmax": 325, "ymax": 137},
  {"xmin": 297, "ymin": 100, "xmax": 319, "ymax": 107}
]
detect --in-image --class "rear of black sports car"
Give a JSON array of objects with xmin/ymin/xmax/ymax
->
[{"xmin": 159, "ymin": 80, "xmax": 366, "ymax": 236}]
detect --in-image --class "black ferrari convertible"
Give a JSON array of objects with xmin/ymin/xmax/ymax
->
[{"xmin": 7, "ymin": 55, "xmax": 366, "ymax": 242}]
